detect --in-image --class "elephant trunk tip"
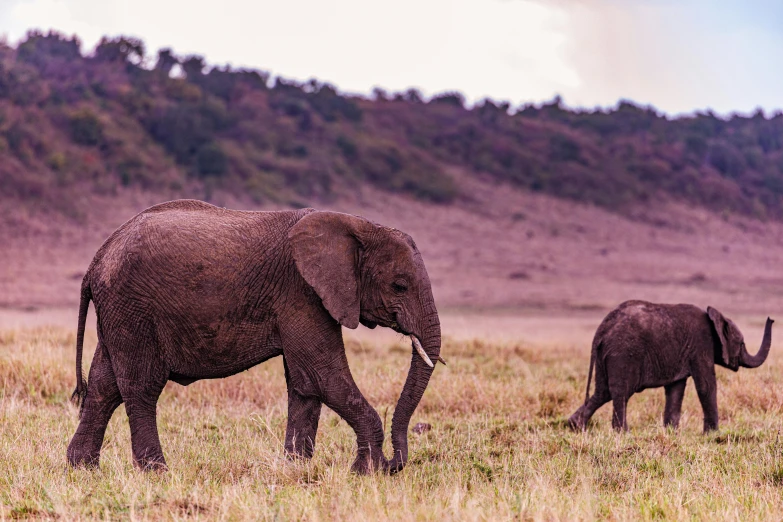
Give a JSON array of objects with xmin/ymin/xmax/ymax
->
[{"xmin": 740, "ymin": 317, "xmax": 773, "ymax": 368}]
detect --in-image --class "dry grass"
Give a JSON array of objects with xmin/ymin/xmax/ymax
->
[{"xmin": 3, "ymin": 325, "xmax": 783, "ymax": 521}]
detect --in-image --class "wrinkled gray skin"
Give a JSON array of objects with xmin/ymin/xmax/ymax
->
[
  {"xmin": 568, "ymin": 300, "xmax": 773, "ymax": 433},
  {"xmin": 67, "ymin": 200, "xmax": 442, "ymax": 474}
]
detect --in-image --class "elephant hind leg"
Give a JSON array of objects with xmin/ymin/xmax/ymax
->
[
  {"xmin": 112, "ymin": 340, "xmax": 169, "ymax": 471},
  {"xmin": 568, "ymin": 390, "xmax": 611, "ymax": 431},
  {"xmin": 663, "ymin": 378, "xmax": 688, "ymax": 428},
  {"xmin": 568, "ymin": 359, "xmax": 611, "ymax": 431},
  {"xmin": 117, "ymin": 376, "xmax": 168, "ymax": 471},
  {"xmin": 611, "ymin": 395, "xmax": 630, "ymax": 431},
  {"xmin": 607, "ymin": 356, "xmax": 638, "ymax": 432},
  {"xmin": 67, "ymin": 341, "xmax": 122, "ymax": 468},
  {"xmin": 283, "ymin": 357, "xmax": 322, "ymax": 460}
]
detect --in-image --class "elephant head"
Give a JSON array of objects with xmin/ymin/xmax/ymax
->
[
  {"xmin": 289, "ymin": 211, "xmax": 441, "ymax": 473},
  {"xmin": 707, "ymin": 306, "xmax": 773, "ymax": 371}
]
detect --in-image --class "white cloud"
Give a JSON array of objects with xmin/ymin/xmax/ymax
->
[
  {"xmin": 0, "ymin": 0, "xmax": 578, "ymax": 104},
  {"xmin": 553, "ymin": 0, "xmax": 783, "ymax": 114},
  {"xmin": 1, "ymin": 0, "xmax": 781, "ymax": 114}
]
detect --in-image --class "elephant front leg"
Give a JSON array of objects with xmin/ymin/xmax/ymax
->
[
  {"xmin": 284, "ymin": 357, "xmax": 322, "ymax": 459},
  {"xmin": 327, "ymin": 376, "xmax": 386, "ymax": 473},
  {"xmin": 691, "ymin": 363, "xmax": 719, "ymax": 432},
  {"xmin": 287, "ymin": 352, "xmax": 386, "ymax": 474},
  {"xmin": 663, "ymin": 379, "xmax": 688, "ymax": 428}
]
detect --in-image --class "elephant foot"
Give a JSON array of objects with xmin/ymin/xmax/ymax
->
[
  {"xmin": 702, "ymin": 424, "xmax": 719, "ymax": 434},
  {"xmin": 133, "ymin": 453, "xmax": 168, "ymax": 472},
  {"xmin": 388, "ymin": 455, "xmax": 407, "ymax": 475},
  {"xmin": 284, "ymin": 437, "xmax": 315, "ymax": 461},
  {"xmin": 67, "ymin": 449, "xmax": 101, "ymax": 469},
  {"xmin": 567, "ymin": 412, "xmax": 587, "ymax": 432},
  {"xmin": 284, "ymin": 448, "xmax": 314, "ymax": 461},
  {"xmin": 350, "ymin": 450, "xmax": 388, "ymax": 475}
]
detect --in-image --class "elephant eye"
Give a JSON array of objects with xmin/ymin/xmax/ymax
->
[{"xmin": 392, "ymin": 280, "xmax": 408, "ymax": 294}]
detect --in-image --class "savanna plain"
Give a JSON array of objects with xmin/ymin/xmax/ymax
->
[
  {"xmin": 3, "ymin": 314, "xmax": 783, "ymax": 521},
  {"xmin": 4, "ymin": 188, "xmax": 783, "ymax": 521}
]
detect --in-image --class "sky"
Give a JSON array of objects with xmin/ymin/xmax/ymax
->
[{"xmin": 0, "ymin": 0, "xmax": 781, "ymax": 116}]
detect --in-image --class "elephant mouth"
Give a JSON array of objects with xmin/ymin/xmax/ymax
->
[
  {"xmin": 378, "ymin": 320, "xmax": 443, "ymax": 367},
  {"xmin": 391, "ymin": 324, "xmax": 409, "ymax": 335},
  {"xmin": 359, "ymin": 318, "xmax": 378, "ymax": 329}
]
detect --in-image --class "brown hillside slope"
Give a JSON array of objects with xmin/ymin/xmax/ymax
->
[{"xmin": 3, "ymin": 173, "xmax": 783, "ymax": 324}]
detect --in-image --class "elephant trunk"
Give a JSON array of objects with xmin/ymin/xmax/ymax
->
[
  {"xmin": 740, "ymin": 317, "xmax": 774, "ymax": 368},
  {"xmin": 389, "ymin": 308, "xmax": 441, "ymax": 474}
]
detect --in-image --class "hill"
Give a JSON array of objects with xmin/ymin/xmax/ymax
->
[
  {"xmin": 2, "ymin": 31, "xmax": 783, "ymax": 222},
  {"xmin": 3, "ymin": 31, "xmax": 783, "ymax": 320}
]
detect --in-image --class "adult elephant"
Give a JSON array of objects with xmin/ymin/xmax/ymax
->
[
  {"xmin": 67, "ymin": 199, "xmax": 442, "ymax": 474},
  {"xmin": 568, "ymin": 300, "xmax": 773, "ymax": 432}
]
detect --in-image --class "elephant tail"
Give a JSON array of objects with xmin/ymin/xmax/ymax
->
[
  {"xmin": 584, "ymin": 339, "xmax": 599, "ymax": 405},
  {"xmin": 71, "ymin": 280, "xmax": 92, "ymax": 415}
]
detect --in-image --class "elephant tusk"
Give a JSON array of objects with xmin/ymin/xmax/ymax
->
[
  {"xmin": 437, "ymin": 356, "xmax": 447, "ymax": 366},
  {"xmin": 411, "ymin": 336, "xmax": 434, "ymax": 368}
]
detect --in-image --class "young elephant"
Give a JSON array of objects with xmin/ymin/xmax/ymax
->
[
  {"xmin": 568, "ymin": 300, "xmax": 773, "ymax": 432},
  {"xmin": 67, "ymin": 200, "xmax": 442, "ymax": 474}
]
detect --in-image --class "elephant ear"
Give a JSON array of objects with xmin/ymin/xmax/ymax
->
[
  {"xmin": 707, "ymin": 306, "xmax": 737, "ymax": 367},
  {"xmin": 288, "ymin": 211, "xmax": 371, "ymax": 329}
]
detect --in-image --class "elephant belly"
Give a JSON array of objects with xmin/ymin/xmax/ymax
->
[
  {"xmin": 639, "ymin": 365, "xmax": 691, "ymax": 391},
  {"xmin": 163, "ymin": 321, "xmax": 283, "ymax": 381}
]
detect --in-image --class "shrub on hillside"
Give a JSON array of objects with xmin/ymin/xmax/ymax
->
[
  {"xmin": 276, "ymin": 141, "xmax": 308, "ymax": 158},
  {"xmin": 402, "ymin": 88, "xmax": 424, "ymax": 103},
  {"xmin": 684, "ymin": 135, "xmax": 708, "ymax": 159},
  {"xmin": 17, "ymin": 31, "xmax": 81, "ymax": 67},
  {"xmin": 309, "ymin": 85, "xmax": 362, "ymax": 122},
  {"xmin": 269, "ymin": 80, "xmax": 361, "ymax": 123},
  {"xmin": 198, "ymin": 67, "xmax": 270, "ymax": 101},
  {"xmin": 762, "ymin": 172, "xmax": 783, "ymax": 195},
  {"xmin": 549, "ymin": 134, "xmax": 581, "ymax": 163},
  {"xmin": 1, "ymin": 63, "xmax": 48, "ymax": 106},
  {"xmin": 143, "ymin": 101, "xmax": 233, "ymax": 165},
  {"xmin": 0, "ymin": 64, "xmax": 8, "ymax": 98},
  {"xmin": 68, "ymin": 109, "xmax": 103, "ymax": 146},
  {"xmin": 430, "ymin": 92, "xmax": 465, "ymax": 109},
  {"xmin": 336, "ymin": 135, "xmax": 358, "ymax": 159},
  {"xmin": 195, "ymin": 142, "xmax": 227, "ymax": 177},
  {"xmin": 94, "ymin": 36, "xmax": 145, "ymax": 64},
  {"xmin": 612, "ymin": 101, "xmax": 658, "ymax": 133},
  {"xmin": 182, "ymin": 55, "xmax": 206, "ymax": 79},
  {"xmin": 154, "ymin": 48, "xmax": 179, "ymax": 77},
  {"xmin": 758, "ymin": 121, "xmax": 783, "ymax": 153},
  {"xmin": 708, "ymin": 142, "xmax": 745, "ymax": 178},
  {"xmin": 431, "ymin": 122, "xmax": 482, "ymax": 163},
  {"xmin": 476, "ymin": 99, "xmax": 510, "ymax": 123},
  {"xmin": 354, "ymin": 142, "xmax": 457, "ymax": 202}
]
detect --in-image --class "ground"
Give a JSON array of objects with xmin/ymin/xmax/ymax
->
[
  {"xmin": 2, "ymin": 311, "xmax": 782, "ymax": 520},
  {"xmin": 3, "ymin": 183, "xmax": 783, "ymax": 520}
]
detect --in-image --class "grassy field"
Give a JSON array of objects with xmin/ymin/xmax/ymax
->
[{"xmin": 2, "ymin": 324, "xmax": 783, "ymax": 521}]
